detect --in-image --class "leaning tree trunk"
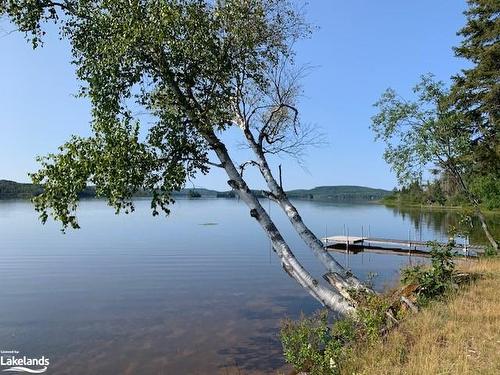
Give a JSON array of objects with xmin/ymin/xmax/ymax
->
[
  {"xmin": 475, "ymin": 207, "xmax": 498, "ymax": 252},
  {"xmin": 160, "ymin": 70, "xmax": 355, "ymax": 312},
  {"xmin": 244, "ymin": 134, "xmax": 368, "ymax": 294},
  {"xmin": 203, "ymin": 130, "xmax": 354, "ymax": 314},
  {"xmin": 450, "ymin": 165, "xmax": 498, "ymax": 252}
]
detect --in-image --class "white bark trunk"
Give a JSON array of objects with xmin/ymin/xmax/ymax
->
[
  {"xmin": 203, "ymin": 130, "xmax": 354, "ymax": 314},
  {"xmin": 244, "ymin": 135, "xmax": 368, "ymax": 293},
  {"xmin": 447, "ymin": 163, "xmax": 498, "ymax": 252},
  {"xmin": 476, "ymin": 208, "xmax": 498, "ymax": 252}
]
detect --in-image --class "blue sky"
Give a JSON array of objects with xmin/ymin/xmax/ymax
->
[{"xmin": 0, "ymin": 1, "xmax": 468, "ymax": 191}]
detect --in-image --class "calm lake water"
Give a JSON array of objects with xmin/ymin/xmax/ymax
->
[{"xmin": 0, "ymin": 198, "xmax": 494, "ymax": 374}]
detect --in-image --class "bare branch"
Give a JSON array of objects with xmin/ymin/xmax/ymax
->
[
  {"xmin": 263, "ymin": 122, "xmax": 327, "ymax": 164},
  {"xmin": 239, "ymin": 160, "xmax": 260, "ymax": 177},
  {"xmin": 159, "ymin": 157, "xmax": 223, "ymax": 169},
  {"xmin": 205, "ymin": 160, "xmax": 224, "ymax": 168}
]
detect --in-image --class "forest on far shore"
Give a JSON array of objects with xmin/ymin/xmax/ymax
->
[
  {"xmin": 384, "ymin": 176, "xmax": 499, "ymax": 210},
  {"xmin": 0, "ymin": 180, "xmax": 390, "ymax": 202}
]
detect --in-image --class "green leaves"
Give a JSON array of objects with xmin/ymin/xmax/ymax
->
[
  {"xmin": 401, "ymin": 241, "xmax": 456, "ymax": 304},
  {"xmin": 371, "ymin": 73, "xmax": 478, "ymax": 197},
  {"xmin": 371, "ymin": 1, "xmax": 499, "ymax": 213},
  {"xmin": 0, "ymin": 0, "xmax": 62, "ymax": 48},
  {"xmin": 280, "ymin": 294, "xmax": 392, "ymax": 374},
  {"xmin": 449, "ymin": 0, "xmax": 499, "ymax": 183},
  {"xmin": 1, "ymin": 0, "xmax": 308, "ymax": 228},
  {"xmin": 280, "ymin": 310, "xmax": 345, "ymax": 375},
  {"xmin": 372, "ymin": 75, "xmax": 452, "ymax": 184},
  {"xmin": 30, "ymin": 118, "xmax": 157, "ymax": 229}
]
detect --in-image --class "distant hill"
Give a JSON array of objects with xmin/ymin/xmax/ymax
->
[
  {"xmin": 157, "ymin": 185, "xmax": 391, "ymax": 202},
  {"xmin": 0, "ymin": 180, "xmax": 43, "ymax": 199},
  {"xmin": 0, "ymin": 180, "xmax": 389, "ymax": 202},
  {"xmin": 286, "ymin": 185, "xmax": 391, "ymax": 202},
  {"xmin": 0, "ymin": 180, "xmax": 97, "ymax": 200},
  {"xmin": 0, "ymin": 180, "xmax": 220, "ymax": 200}
]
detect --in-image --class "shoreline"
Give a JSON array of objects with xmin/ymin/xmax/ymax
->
[
  {"xmin": 380, "ymin": 200, "xmax": 500, "ymax": 215},
  {"xmin": 341, "ymin": 258, "xmax": 500, "ymax": 374}
]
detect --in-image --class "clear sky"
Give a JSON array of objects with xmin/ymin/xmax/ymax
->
[{"xmin": 0, "ymin": 1, "xmax": 468, "ymax": 191}]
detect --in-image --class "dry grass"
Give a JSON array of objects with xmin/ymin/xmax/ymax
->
[{"xmin": 341, "ymin": 258, "xmax": 500, "ymax": 375}]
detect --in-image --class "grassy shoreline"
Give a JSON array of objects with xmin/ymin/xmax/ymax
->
[
  {"xmin": 280, "ymin": 253, "xmax": 500, "ymax": 375},
  {"xmin": 340, "ymin": 258, "xmax": 500, "ymax": 374}
]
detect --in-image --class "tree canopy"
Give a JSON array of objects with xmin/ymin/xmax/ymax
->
[
  {"xmin": 372, "ymin": 0, "xmax": 499, "ymax": 249},
  {"xmin": 1, "ymin": 0, "xmax": 308, "ymax": 228},
  {"xmin": 372, "ymin": 74, "xmax": 472, "ymax": 186},
  {"xmin": 450, "ymin": 0, "xmax": 499, "ymax": 172}
]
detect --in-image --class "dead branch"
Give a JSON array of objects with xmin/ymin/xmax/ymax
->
[{"xmin": 239, "ymin": 160, "xmax": 260, "ymax": 177}]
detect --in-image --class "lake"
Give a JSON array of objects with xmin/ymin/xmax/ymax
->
[{"xmin": 0, "ymin": 198, "xmax": 493, "ymax": 374}]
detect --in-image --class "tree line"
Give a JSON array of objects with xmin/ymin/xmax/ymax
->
[{"xmin": 372, "ymin": 0, "xmax": 499, "ymax": 251}]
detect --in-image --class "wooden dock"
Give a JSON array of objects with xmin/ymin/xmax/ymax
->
[
  {"xmin": 327, "ymin": 245, "xmax": 434, "ymax": 258},
  {"xmin": 322, "ymin": 235, "xmax": 485, "ymax": 256}
]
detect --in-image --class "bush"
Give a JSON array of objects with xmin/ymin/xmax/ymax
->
[
  {"xmin": 280, "ymin": 310, "xmax": 339, "ymax": 375},
  {"xmin": 350, "ymin": 291, "xmax": 390, "ymax": 340},
  {"xmin": 401, "ymin": 241, "xmax": 455, "ymax": 304},
  {"xmin": 281, "ymin": 241, "xmax": 460, "ymax": 374},
  {"xmin": 483, "ymin": 245, "xmax": 499, "ymax": 258},
  {"xmin": 280, "ymin": 292, "xmax": 390, "ymax": 374}
]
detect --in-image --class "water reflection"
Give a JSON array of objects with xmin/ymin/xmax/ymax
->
[{"xmin": 389, "ymin": 205, "xmax": 500, "ymax": 245}]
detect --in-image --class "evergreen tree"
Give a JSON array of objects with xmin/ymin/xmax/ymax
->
[{"xmin": 449, "ymin": 0, "xmax": 499, "ymax": 175}]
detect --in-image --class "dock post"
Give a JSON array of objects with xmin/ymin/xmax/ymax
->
[
  {"xmin": 343, "ymin": 224, "xmax": 347, "ymax": 253},
  {"xmin": 408, "ymin": 228, "xmax": 411, "ymax": 259},
  {"xmin": 347, "ymin": 226, "xmax": 350, "ymax": 254},
  {"xmin": 419, "ymin": 216, "xmax": 423, "ymax": 242},
  {"xmin": 325, "ymin": 224, "xmax": 328, "ymax": 249},
  {"xmin": 465, "ymin": 235, "xmax": 469, "ymax": 259},
  {"xmin": 347, "ymin": 226, "xmax": 350, "ymax": 269}
]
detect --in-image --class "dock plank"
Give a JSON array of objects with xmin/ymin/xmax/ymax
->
[
  {"xmin": 321, "ymin": 234, "xmax": 485, "ymax": 254},
  {"xmin": 322, "ymin": 235, "xmax": 366, "ymax": 244}
]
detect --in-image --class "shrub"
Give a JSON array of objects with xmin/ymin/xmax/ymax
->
[
  {"xmin": 350, "ymin": 291, "xmax": 390, "ymax": 340},
  {"xmin": 280, "ymin": 310, "xmax": 338, "ymax": 375},
  {"xmin": 483, "ymin": 245, "xmax": 499, "ymax": 258},
  {"xmin": 280, "ymin": 293, "xmax": 390, "ymax": 374},
  {"xmin": 280, "ymin": 241, "xmax": 461, "ymax": 374},
  {"xmin": 401, "ymin": 241, "xmax": 455, "ymax": 304}
]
